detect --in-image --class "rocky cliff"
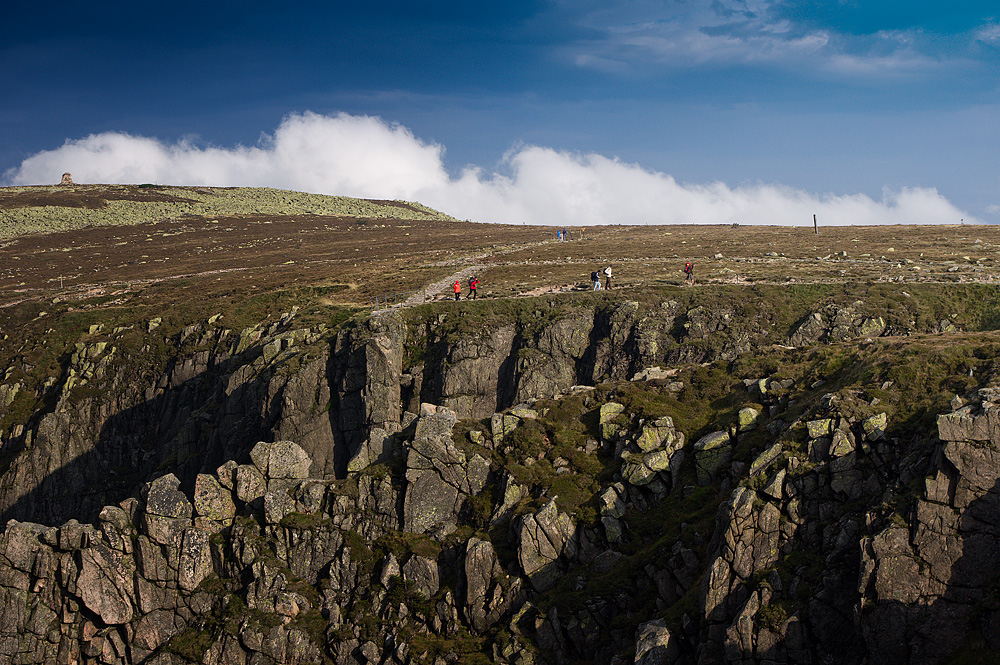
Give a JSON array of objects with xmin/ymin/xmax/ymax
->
[{"xmin": 0, "ymin": 285, "xmax": 998, "ymax": 664}]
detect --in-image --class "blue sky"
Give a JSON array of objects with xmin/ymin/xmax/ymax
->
[{"xmin": 3, "ymin": 1, "xmax": 999, "ymax": 225}]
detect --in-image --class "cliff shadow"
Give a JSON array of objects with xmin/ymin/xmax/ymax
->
[{"xmin": 0, "ymin": 335, "xmax": 344, "ymax": 527}]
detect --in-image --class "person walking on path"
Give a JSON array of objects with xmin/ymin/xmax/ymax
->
[
  {"xmin": 683, "ymin": 261, "xmax": 694, "ymax": 286},
  {"xmin": 468, "ymin": 276, "xmax": 479, "ymax": 300},
  {"xmin": 453, "ymin": 280, "xmax": 462, "ymax": 301},
  {"xmin": 591, "ymin": 269, "xmax": 602, "ymax": 291},
  {"xmin": 604, "ymin": 264, "xmax": 613, "ymax": 290}
]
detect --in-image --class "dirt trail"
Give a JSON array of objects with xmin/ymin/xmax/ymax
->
[
  {"xmin": 387, "ymin": 238, "xmax": 570, "ymax": 309},
  {"xmin": 401, "ymin": 266, "xmax": 480, "ymax": 306}
]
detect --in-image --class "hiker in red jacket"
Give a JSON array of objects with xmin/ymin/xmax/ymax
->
[
  {"xmin": 684, "ymin": 261, "xmax": 694, "ymax": 285},
  {"xmin": 453, "ymin": 280, "xmax": 461, "ymax": 301},
  {"xmin": 468, "ymin": 276, "xmax": 479, "ymax": 300}
]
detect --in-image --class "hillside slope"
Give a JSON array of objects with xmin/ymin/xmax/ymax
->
[
  {"xmin": 0, "ymin": 184, "xmax": 457, "ymax": 239},
  {"xmin": 2, "ymin": 187, "xmax": 1000, "ymax": 664}
]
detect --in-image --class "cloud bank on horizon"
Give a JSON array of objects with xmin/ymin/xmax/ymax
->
[{"xmin": 3, "ymin": 112, "xmax": 973, "ymax": 226}]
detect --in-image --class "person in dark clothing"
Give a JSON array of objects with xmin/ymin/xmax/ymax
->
[{"xmin": 683, "ymin": 262, "xmax": 694, "ymax": 285}]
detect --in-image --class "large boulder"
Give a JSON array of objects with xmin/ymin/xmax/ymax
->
[
  {"xmin": 403, "ymin": 406, "xmax": 489, "ymax": 534},
  {"xmin": 193, "ymin": 473, "xmax": 236, "ymax": 524},
  {"xmin": 463, "ymin": 538, "xmax": 510, "ymax": 633},
  {"xmin": 600, "ymin": 402, "xmax": 626, "ymax": 442},
  {"xmin": 76, "ymin": 543, "xmax": 135, "ymax": 625},
  {"xmin": 516, "ymin": 499, "xmax": 576, "ymax": 591},
  {"xmin": 144, "ymin": 474, "xmax": 192, "ymax": 519},
  {"xmin": 250, "ymin": 440, "xmax": 312, "ymax": 479},
  {"xmin": 634, "ymin": 619, "xmax": 681, "ymax": 665},
  {"xmin": 402, "ymin": 555, "xmax": 440, "ymax": 599},
  {"xmin": 693, "ymin": 431, "xmax": 732, "ymax": 485}
]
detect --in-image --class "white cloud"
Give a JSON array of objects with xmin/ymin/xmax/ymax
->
[
  {"xmin": 2, "ymin": 112, "xmax": 973, "ymax": 226},
  {"xmin": 975, "ymin": 23, "xmax": 1000, "ymax": 43},
  {"xmin": 550, "ymin": 1, "xmax": 975, "ymax": 80}
]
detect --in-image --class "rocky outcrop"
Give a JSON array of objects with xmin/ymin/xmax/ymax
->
[
  {"xmin": 4, "ymin": 363, "xmax": 1000, "ymax": 664},
  {"xmin": 402, "ymin": 404, "xmax": 489, "ymax": 535},
  {"xmin": 786, "ymin": 301, "xmax": 886, "ymax": 347},
  {"xmin": 0, "ymin": 289, "xmax": 938, "ymax": 528},
  {"xmin": 0, "ymin": 439, "xmax": 400, "ymax": 664},
  {"xmin": 857, "ymin": 399, "xmax": 1000, "ymax": 663},
  {"xmin": 332, "ymin": 312, "xmax": 406, "ymax": 476},
  {"xmin": 515, "ymin": 499, "xmax": 578, "ymax": 591},
  {"xmin": 1, "ymin": 288, "xmax": 997, "ymax": 664}
]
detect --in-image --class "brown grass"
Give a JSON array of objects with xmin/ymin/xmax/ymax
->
[{"xmin": 2, "ymin": 184, "xmax": 999, "ymax": 326}]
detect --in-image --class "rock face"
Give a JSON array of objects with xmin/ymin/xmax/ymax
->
[
  {"xmin": 11, "ymin": 377, "xmax": 988, "ymax": 665},
  {"xmin": 0, "ymin": 294, "xmax": 921, "ymax": 528},
  {"xmin": 402, "ymin": 404, "xmax": 488, "ymax": 534},
  {"xmin": 786, "ymin": 301, "xmax": 886, "ymax": 347},
  {"xmin": 3, "ymin": 293, "xmax": 1000, "ymax": 664},
  {"xmin": 0, "ymin": 440, "xmax": 403, "ymax": 665},
  {"xmin": 858, "ymin": 403, "xmax": 1000, "ymax": 663}
]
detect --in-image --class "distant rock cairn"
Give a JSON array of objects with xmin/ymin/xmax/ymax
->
[{"xmin": 60, "ymin": 172, "xmax": 73, "ymax": 185}]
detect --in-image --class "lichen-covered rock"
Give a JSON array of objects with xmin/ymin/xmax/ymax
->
[
  {"xmin": 748, "ymin": 442, "xmax": 782, "ymax": 477},
  {"xmin": 635, "ymin": 416, "xmax": 683, "ymax": 453},
  {"xmin": 77, "ymin": 542, "xmax": 134, "ymax": 625},
  {"xmin": 403, "ymin": 406, "xmax": 489, "ymax": 534},
  {"xmin": 737, "ymin": 407, "xmax": 760, "ymax": 432},
  {"xmin": 806, "ymin": 418, "xmax": 835, "ymax": 439},
  {"xmin": 402, "ymin": 554, "xmax": 440, "ymax": 599},
  {"xmin": 621, "ymin": 449, "xmax": 673, "ymax": 486},
  {"xmin": 250, "ymin": 440, "xmax": 312, "ymax": 479},
  {"xmin": 634, "ymin": 619, "xmax": 680, "ymax": 665},
  {"xmin": 178, "ymin": 528, "xmax": 212, "ymax": 591},
  {"xmin": 787, "ymin": 302, "xmax": 886, "ymax": 347},
  {"xmin": 264, "ymin": 484, "xmax": 297, "ymax": 524},
  {"xmin": 516, "ymin": 499, "xmax": 576, "ymax": 591},
  {"xmin": 600, "ymin": 402, "xmax": 626, "ymax": 441},
  {"xmin": 862, "ymin": 412, "xmax": 888, "ymax": 441},
  {"xmin": 463, "ymin": 538, "xmax": 512, "ymax": 633},
  {"xmin": 693, "ymin": 431, "xmax": 732, "ymax": 485},
  {"xmin": 599, "ymin": 484, "xmax": 627, "ymax": 543},
  {"xmin": 193, "ymin": 474, "xmax": 236, "ymax": 523},
  {"xmin": 235, "ymin": 464, "xmax": 267, "ymax": 505},
  {"xmin": 144, "ymin": 474, "xmax": 192, "ymax": 519},
  {"xmin": 829, "ymin": 428, "xmax": 855, "ymax": 457},
  {"xmin": 490, "ymin": 471, "xmax": 527, "ymax": 525},
  {"xmin": 346, "ymin": 427, "xmax": 397, "ymax": 473},
  {"xmin": 492, "ymin": 412, "xmax": 522, "ymax": 443}
]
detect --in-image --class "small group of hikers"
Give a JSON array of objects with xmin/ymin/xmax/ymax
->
[
  {"xmin": 453, "ymin": 276, "xmax": 479, "ymax": 301},
  {"xmin": 591, "ymin": 265, "xmax": 613, "ymax": 290},
  {"xmin": 450, "ymin": 259, "xmax": 694, "ymax": 302},
  {"xmin": 590, "ymin": 261, "xmax": 695, "ymax": 291}
]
